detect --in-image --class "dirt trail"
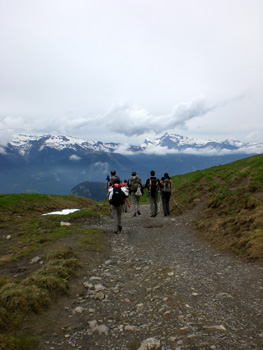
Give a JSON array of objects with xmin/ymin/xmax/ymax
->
[{"xmin": 35, "ymin": 204, "xmax": 263, "ymax": 350}]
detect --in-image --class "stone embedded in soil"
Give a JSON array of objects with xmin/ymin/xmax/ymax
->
[
  {"xmin": 203, "ymin": 325, "xmax": 227, "ymax": 331},
  {"xmin": 92, "ymin": 324, "xmax": 109, "ymax": 335},
  {"xmin": 137, "ymin": 337, "xmax": 161, "ymax": 350},
  {"xmin": 74, "ymin": 307, "xmax": 84, "ymax": 314},
  {"xmin": 30, "ymin": 256, "xmax": 41, "ymax": 264}
]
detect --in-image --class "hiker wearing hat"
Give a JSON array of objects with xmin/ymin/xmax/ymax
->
[
  {"xmin": 160, "ymin": 173, "xmax": 172, "ymax": 216},
  {"xmin": 128, "ymin": 171, "xmax": 143, "ymax": 217}
]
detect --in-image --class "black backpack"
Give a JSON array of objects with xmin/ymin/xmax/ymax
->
[
  {"xmin": 149, "ymin": 177, "xmax": 159, "ymax": 197},
  {"xmin": 110, "ymin": 187, "xmax": 125, "ymax": 206}
]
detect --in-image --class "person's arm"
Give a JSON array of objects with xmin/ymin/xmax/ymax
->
[
  {"xmin": 125, "ymin": 197, "xmax": 131, "ymax": 208},
  {"xmin": 144, "ymin": 179, "xmax": 149, "ymax": 189}
]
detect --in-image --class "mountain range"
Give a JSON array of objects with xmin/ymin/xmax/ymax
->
[{"xmin": 0, "ymin": 133, "xmax": 262, "ymax": 198}]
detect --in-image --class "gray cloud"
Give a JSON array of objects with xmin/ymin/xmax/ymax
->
[
  {"xmin": 103, "ymin": 97, "xmax": 225, "ymax": 137},
  {"xmin": 93, "ymin": 161, "xmax": 109, "ymax": 175},
  {"xmin": 0, "ymin": 0, "xmax": 262, "ymax": 144}
]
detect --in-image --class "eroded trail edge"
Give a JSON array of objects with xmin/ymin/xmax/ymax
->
[{"xmin": 38, "ymin": 205, "xmax": 263, "ymax": 350}]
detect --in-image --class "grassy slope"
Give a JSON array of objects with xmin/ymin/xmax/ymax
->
[
  {"xmin": 0, "ymin": 194, "xmax": 110, "ymax": 349},
  {"xmin": 0, "ymin": 155, "xmax": 262, "ymax": 348},
  {"xmin": 170, "ymin": 154, "xmax": 263, "ymax": 259}
]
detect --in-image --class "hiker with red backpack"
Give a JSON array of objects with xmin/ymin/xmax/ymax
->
[
  {"xmin": 145, "ymin": 170, "xmax": 160, "ymax": 217},
  {"xmin": 108, "ymin": 178, "xmax": 128, "ymax": 233},
  {"xmin": 160, "ymin": 173, "xmax": 172, "ymax": 216},
  {"xmin": 128, "ymin": 171, "xmax": 143, "ymax": 217}
]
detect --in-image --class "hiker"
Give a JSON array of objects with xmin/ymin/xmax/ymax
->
[
  {"xmin": 108, "ymin": 178, "xmax": 128, "ymax": 233},
  {"xmin": 128, "ymin": 171, "xmax": 143, "ymax": 217},
  {"xmin": 121, "ymin": 179, "xmax": 130, "ymax": 212},
  {"xmin": 106, "ymin": 170, "xmax": 120, "ymax": 190},
  {"xmin": 145, "ymin": 170, "xmax": 160, "ymax": 217},
  {"xmin": 160, "ymin": 173, "xmax": 172, "ymax": 216}
]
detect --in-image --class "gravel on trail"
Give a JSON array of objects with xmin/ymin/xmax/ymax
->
[{"xmin": 38, "ymin": 204, "xmax": 263, "ymax": 350}]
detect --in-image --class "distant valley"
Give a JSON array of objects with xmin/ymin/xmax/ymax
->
[{"xmin": 0, "ymin": 133, "xmax": 262, "ymax": 200}]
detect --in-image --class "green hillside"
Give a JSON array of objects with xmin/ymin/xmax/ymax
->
[
  {"xmin": 170, "ymin": 154, "xmax": 263, "ymax": 259},
  {"xmin": 0, "ymin": 194, "xmax": 110, "ymax": 349},
  {"xmin": 0, "ymin": 155, "xmax": 262, "ymax": 348}
]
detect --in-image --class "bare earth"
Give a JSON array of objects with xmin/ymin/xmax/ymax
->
[{"xmin": 27, "ymin": 204, "xmax": 263, "ymax": 350}]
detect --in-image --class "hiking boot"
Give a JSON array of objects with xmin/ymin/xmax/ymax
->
[
  {"xmin": 132, "ymin": 213, "xmax": 137, "ymax": 217},
  {"xmin": 137, "ymin": 211, "xmax": 141, "ymax": 215},
  {"xmin": 118, "ymin": 225, "xmax": 122, "ymax": 232}
]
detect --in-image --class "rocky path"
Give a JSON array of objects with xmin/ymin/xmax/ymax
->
[{"xmin": 39, "ymin": 205, "xmax": 263, "ymax": 350}]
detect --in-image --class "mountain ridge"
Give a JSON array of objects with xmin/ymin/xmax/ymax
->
[
  {"xmin": 0, "ymin": 133, "xmax": 262, "ymax": 197},
  {"xmin": 2, "ymin": 132, "xmax": 263, "ymax": 155}
]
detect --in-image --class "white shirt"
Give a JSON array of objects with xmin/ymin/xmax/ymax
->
[{"xmin": 108, "ymin": 185, "xmax": 127, "ymax": 201}]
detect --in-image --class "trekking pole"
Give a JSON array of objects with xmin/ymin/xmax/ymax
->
[{"xmin": 171, "ymin": 195, "xmax": 180, "ymax": 208}]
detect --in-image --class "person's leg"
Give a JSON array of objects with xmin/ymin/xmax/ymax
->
[
  {"xmin": 153, "ymin": 194, "xmax": 158, "ymax": 216},
  {"xmin": 111, "ymin": 205, "xmax": 118, "ymax": 232},
  {"xmin": 150, "ymin": 196, "xmax": 154, "ymax": 216},
  {"xmin": 131, "ymin": 192, "xmax": 136, "ymax": 216},
  {"xmin": 117, "ymin": 206, "xmax": 122, "ymax": 232},
  {"xmin": 167, "ymin": 193, "xmax": 171, "ymax": 215},
  {"xmin": 162, "ymin": 193, "xmax": 167, "ymax": 216},
  {"xmin": 136, "ymin": 195, "xmax": 141, "ymax": 214}
]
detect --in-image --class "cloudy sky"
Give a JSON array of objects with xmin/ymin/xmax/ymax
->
[{"xmin": 0, "ymin": 0, "xmax": 262, "ymax": 146}]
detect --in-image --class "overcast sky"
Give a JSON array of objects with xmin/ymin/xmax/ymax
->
[{"xmin": 0, "ymin": 0, "xmax": 262, "ymax": 146}]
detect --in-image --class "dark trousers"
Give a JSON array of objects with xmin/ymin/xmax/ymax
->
[
  {"xmin": 150, "ymin": 193, "xmax": 158, "ymax": 216},
  {"xmin": 161, "ymin": 192, "xmax": 171, "ymax": 216}
]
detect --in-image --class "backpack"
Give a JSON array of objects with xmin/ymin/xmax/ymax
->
[
  {"xmin": 110, "ymin": 186, "xmax": 125, "ymax": 206},
  {"xmin": 148, "ymin": 177, "xmax": 159, "ymax": 197},
  {"xmin": 162, "ymin": 178, "xmax": 171, "ymax": 192},
  {"xmin": 129, "ymin": 176, "xmax": 141, "ymax": 192}
]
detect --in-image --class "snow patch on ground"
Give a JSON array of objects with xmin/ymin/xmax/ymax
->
[{"xmin": 43, "ymin": 209, "xmax": 80, "ymax": 216}]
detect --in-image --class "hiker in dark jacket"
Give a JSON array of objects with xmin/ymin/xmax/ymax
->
[
  {"xmin": 145, "ymin": 170, "xmax": 160, "ymax": 217},
  {"xmin": 160, "ymin": 173, "xmax": 172, "ymax": 216}
]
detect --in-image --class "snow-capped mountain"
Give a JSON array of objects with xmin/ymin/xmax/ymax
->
[
  {"xmin": 140, "ymin": 133, "xmax": 262, "ymax": 154},
  {"xmin": 3, "ymin": 132, "xmax": 263, "ymax": 155},
  {"xmin": 6, "ymin": 134, "xmax": 120, "ymax": 156},
  {"xmin": 0, "ymin": 133, "xmax": 262, "ymax": 197}
]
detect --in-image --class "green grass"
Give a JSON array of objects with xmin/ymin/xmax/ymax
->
[
  {"xmin": 0, "ymin": 194, "xmax": 109, "ymax": 264},
  {"xmin": 0, "ymin": 194, "xmax": 108, "ymax": 348},
  {"xmin": 0, "ymin": 247, "xmax": 78, "ymax": 324},
  {"xmin": 76, "ymin": 228, "xmax": 106, "ymax": 251},
  {"xmin": 0, "ymin": 334, "xmax": 38, "ymax": 350},
  {"xmin": 170, "ymin": 154, "xmax": 263, "ymax": 259}
]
